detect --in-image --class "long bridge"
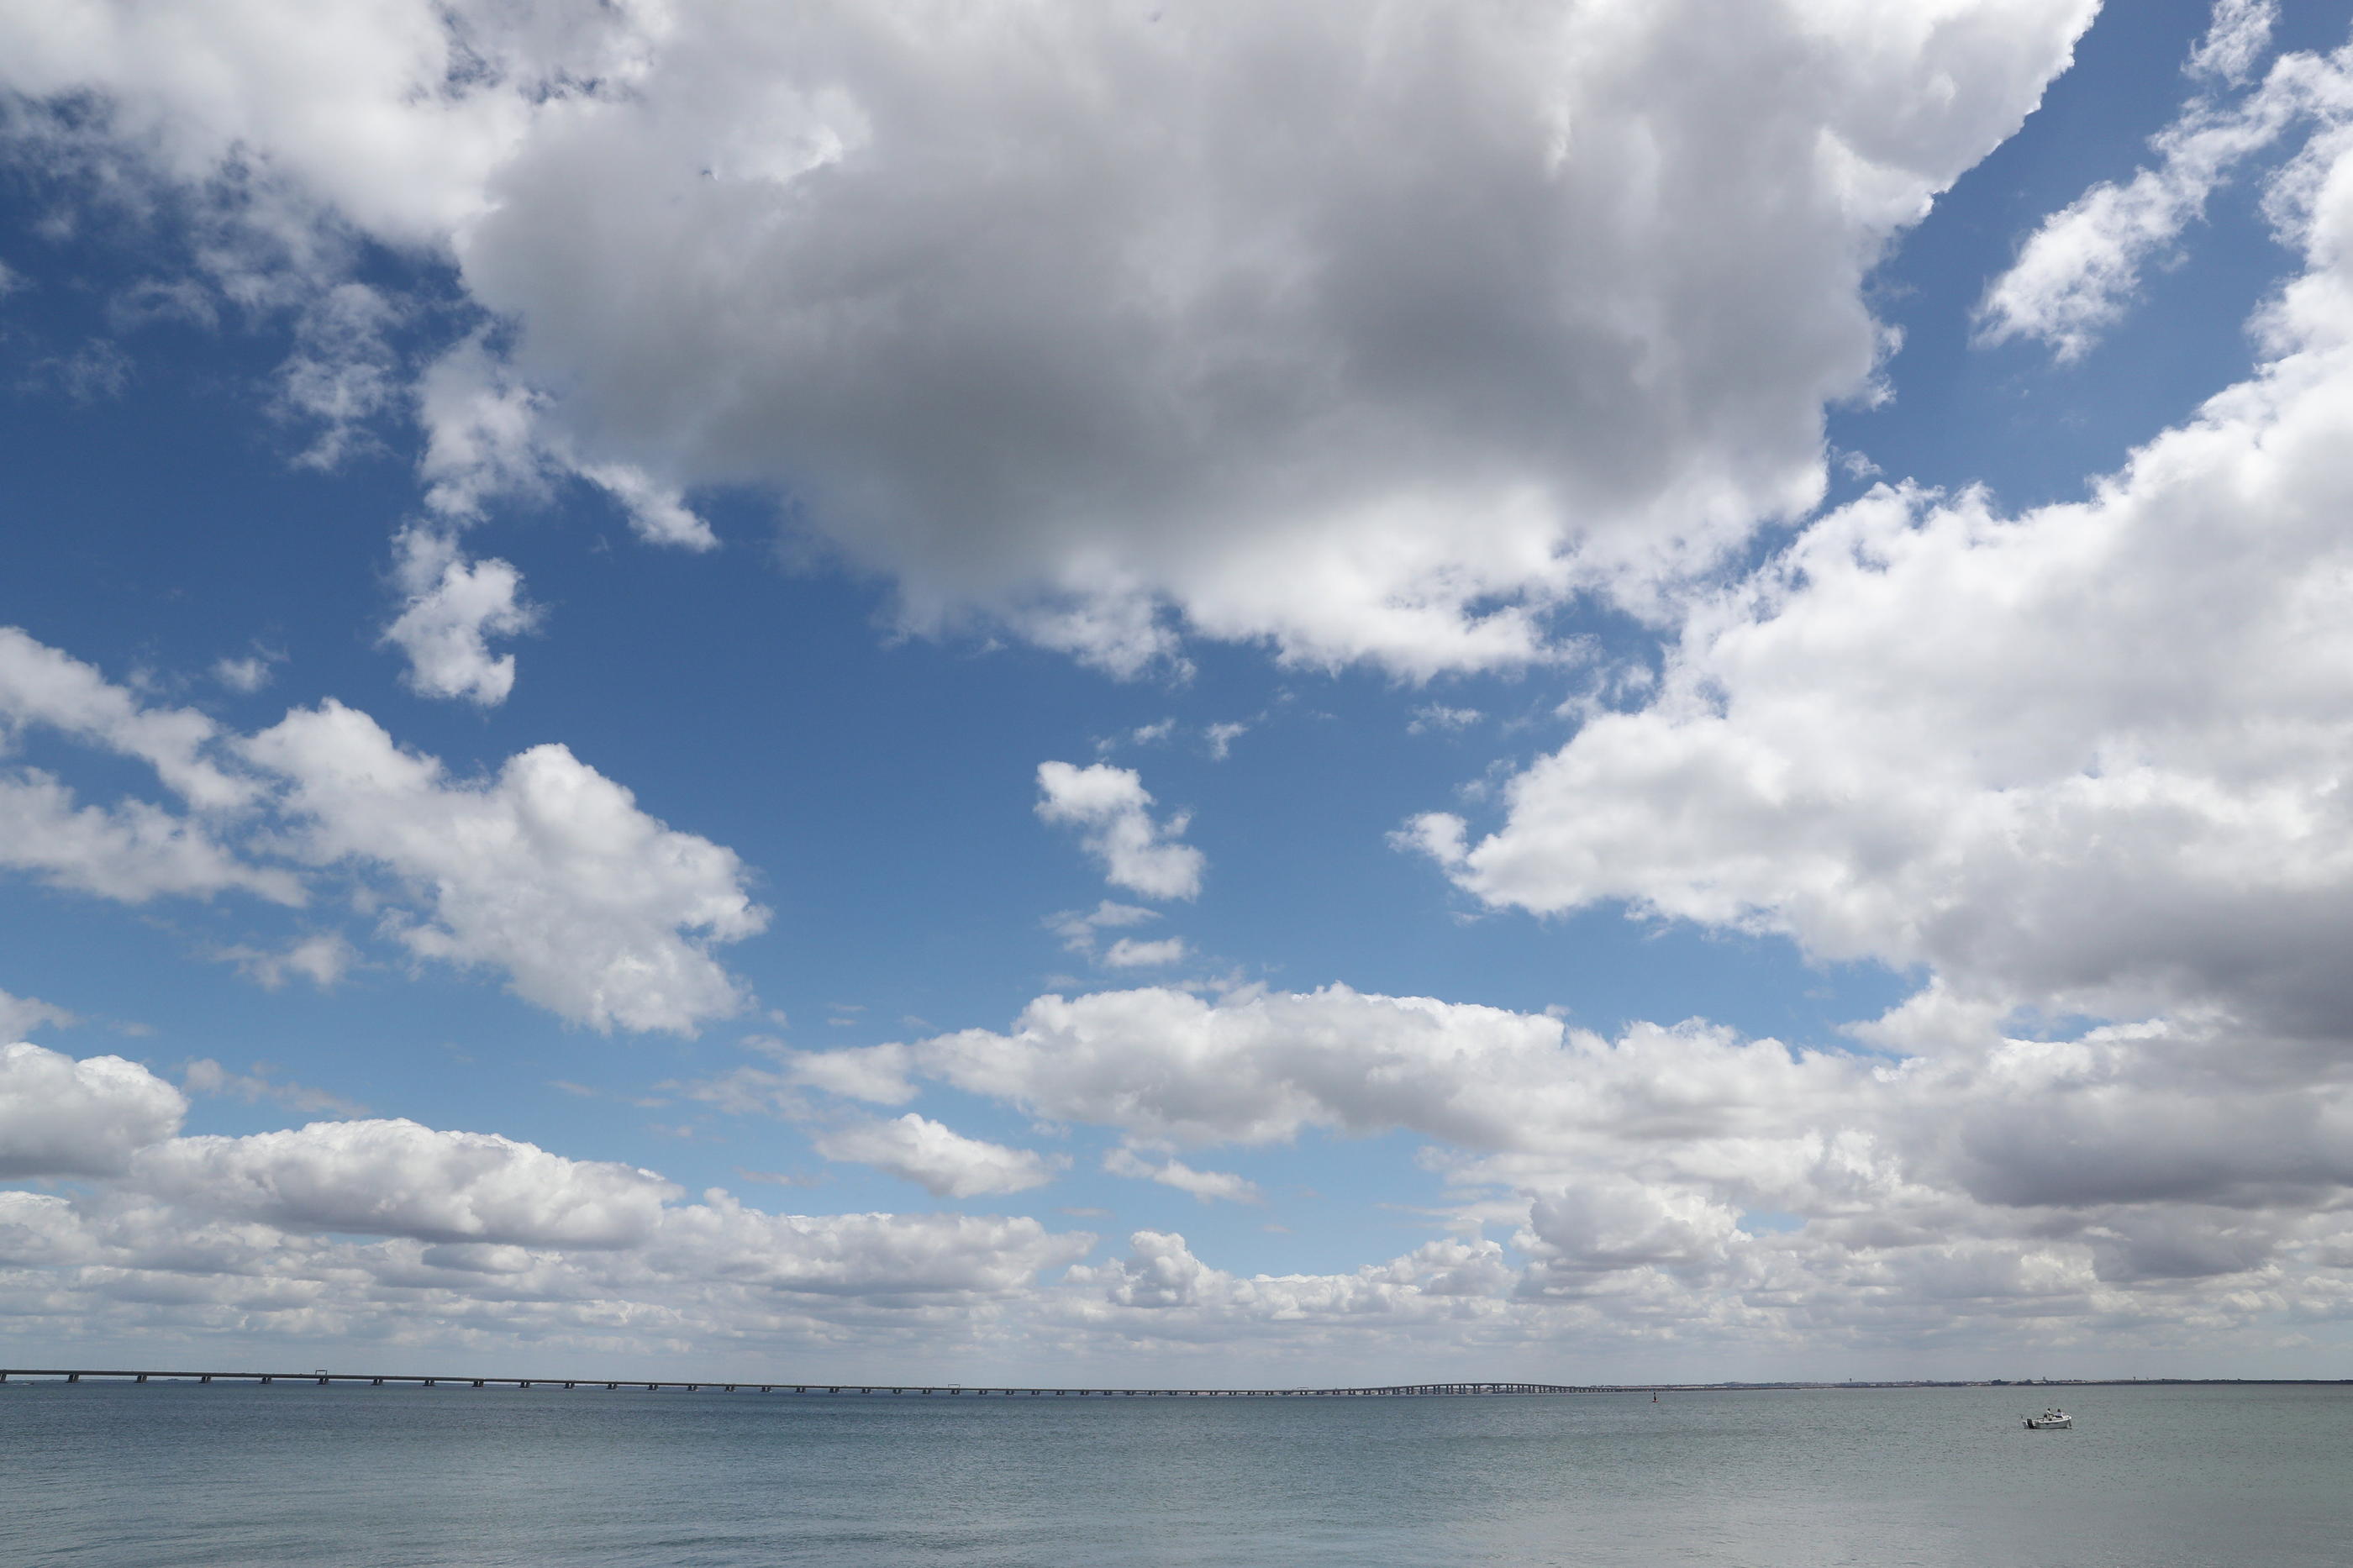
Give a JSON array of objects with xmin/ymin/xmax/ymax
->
[
  {"xmin": 0, "ymin": 1367, "xmax": 1590, "ymax": 1396},
  {"xmin": 13, "ymin": 1368, "xmax": 2341, "ymax": 1396}
]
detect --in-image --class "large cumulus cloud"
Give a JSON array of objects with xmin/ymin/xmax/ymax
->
[
  {"xmin": 0, "ymin": 1043, "xmax": 186, "ymax": 1178},
  {"xmin": 0, "ymin": 0, "xmax": 2097, "ymax": 676},
  {"xmin": 1414, "ymin": 29, "xmax": 2353, "ymax": 1039}
]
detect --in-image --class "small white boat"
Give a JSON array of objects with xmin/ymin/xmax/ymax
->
[{"xmin": 2024, "ymin": 1406, "xmax": 2072, "ymax": 1429}]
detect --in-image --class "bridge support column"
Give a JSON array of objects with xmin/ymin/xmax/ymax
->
[
  {"xmin": 67, "ymin": 1373, "xmax": 78, "ymax": 1383},
  {"xmin": 318, "ymin": 1376, "xmax": 329, "ymax": 1385},
  {"xmin": 135, "ymin": 1374, "xmax": 147, "ymax": 1383}
]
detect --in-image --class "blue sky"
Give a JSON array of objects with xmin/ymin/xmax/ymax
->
[{"xmin": 6, "ymin": 0, "xmax": 2353, "ymax": 1383}]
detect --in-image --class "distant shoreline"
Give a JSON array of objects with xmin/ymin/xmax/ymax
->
[{"xmin": 6, "ymin": 1367, "xmax": 2349, "ymax": 1397}]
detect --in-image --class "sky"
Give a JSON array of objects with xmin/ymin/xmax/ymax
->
[{"xmin": 4, "ymin": 0, "xmax": 2353, "ymax": 1386}]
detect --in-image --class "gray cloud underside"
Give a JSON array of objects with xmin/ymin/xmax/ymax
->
[{"xmin": 0, "ymin": 0, "xmax": 2097, "ymax": 676}]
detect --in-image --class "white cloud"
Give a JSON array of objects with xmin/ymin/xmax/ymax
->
[
  {"xmin": 129, "ymin": 1118, "xmax": 679, "ymax": 1247},
  {"xmin": 380, "ymin": 525, "xmax": 537, "ymax": 706},
  {"xmin": 803, "ymin": 984, "xmax": 1851, "ymax": 1155},
  {"xmin": 0, "ymin": 629, "xmax": 765, "ymax": 1034},
  {"xmin": 1421, "ymin": 66, "xmax": 2353, "ymax": 1043},
  {"xmin": 1420, "ymin": 381, "xmax": 2353, "ymax": 1038},
  {"xmin": 0, "ymin": 0, "xmax": 2098, "ymax": 676},
  {"xmin": 641, "ymin": 1197, "xmax": 1092, "ymax": 1299},
  {"xmin": 778, "ymin": 982, "xmax": 2353, "ymax": 1350},
  {"xmin": 1407, "ymin": 704, "xmax": 1482, "ymax": 735},
  {"xmin": 1069, "ymin": 1230, "xmax": 1513, "ymax": 1323},
  {"xmin": 787, "ymin": 1045, "xmax": 919, "ymax": 1108},
  {"xmin": 1045, "ymin": 899, "xmax": 1160, "ymax": 955},
  {"xmin": 810, "ymin": 1113, "xmax": 1063, "ymax": 1199},
  {"xmin": 0, "ymin": 625, "xmax": 252, "ymax": 810},
  {"xmin": 244, "ymin": 700, "xmax": 767, "ymax": 1033},
  {"xmin": 1101, "ymin": 936, "xmax": 1187, "ymax": 969},
  {"xmin": 0, "ymin": 987, "xmax": 73, "ymax": 1041},
  {"xmin": 8, "ymin": 1017, "xmax": 2353, "ymax": 1366},
  {"xmin": 211, "ymin": 653, "xmax": 278, "ymax": 694},
  {"xmin": 1517, "ymin": 1180, "xmax": 1741, "ymax": 1293},
  {"xmin": 0, "ymin": 1042, "xmax": 184, "ymax": 1178},
  {"xmin": 0, "ymin": 1057, "xmax": 1096, "ymax": 1360},
  {"xmin": 0, "ymin": 771, "xmax": 297, "ymax": 905},
  {"xmin": 1103, "ymin": 1147, "xmax": 1261, "ymax": 1205},
  {"xmin": 1977, "ymin": 32, "xmax": 2348, "ymax": 360},
  {"xmin": 576, "ymin": 462, "xmax": 716, "ymax": 551},
  {"xmin": 1036, "ymin": 761, "xmax": 1203, "ymax": 901},
  {"xmin": 276, "ymin": 282, "xmax": 403, "ymax": 468},
  {"xmin": 213, "ymin": 932, "xmax": 357, "ymax": 992},
  {"xmin": 181, "ymin": 1058, "xmax": 366, "ymax": 1118},
  {"xmin": 0, "ymin": 630, "xmax": 293, "ymax": 904},
  {"xmin": 2186, "ymin": 0, "xmax": 2277, "ymax": 87}
]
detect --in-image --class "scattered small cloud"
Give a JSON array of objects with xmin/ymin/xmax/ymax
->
[
  {"xmin": 1036, "ymin": 760, "xmax": 1203, "ymax": 900},
  {"xmin": 1407, "ymin": 705, "xmax": 1482, "ymax": 735},
  {"xmin": 213, "ymin": 933, "xmax": 357, "ymax": 992},
  {"xmin": 211, "ymin": 650, "xmax": 283, "ymax": 694},
  {"xmin": 1103, "ymin": 1146, "xmax": 1262, "ymax": 1204},
  {"xmin": 550, "ymin": 1079, "xmax": 671, "ymax": 1109},
  {"xmin": 182, "ymin": 1057, "xmax": 367, "ymax": 1118},
  {"xmin": 733, "ymin": 1166, "xmax": 826, "ymax": 1188},
  {"xmin": 24, "ymin": 339, "xmax": 132, "ymax": 403},
  {"xmin": 1046, "ymin": 899, "xmax": 1160, "ymax": 955},
  {"xmin": 380, "ymin": 525, "xmax": 539, "ymax": 706},
  {"xmin": 813, "ymin": 1112, "xmax": 1066, "ymax": 1197},
  {"xmin": 1102, "ymin": 935, "xmax": 1188, "ymax": 968},
  {"xmin": 0, "ymin": 987, "xmax": 76, "ymax": 1041}
]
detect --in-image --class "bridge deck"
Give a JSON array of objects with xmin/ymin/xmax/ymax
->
[
  {"xmin": 7, "ymin": 1369, "xmax": 2338, "ymax": 1394},
  {"xmin": 0, "ymin": 1369, "xmax": 1604, "ymax": 1396}
]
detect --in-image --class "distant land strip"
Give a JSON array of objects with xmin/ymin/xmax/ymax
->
[{"xmin": 5, "ymin": 1369, "xmax": 2350, "ymax": 1397}]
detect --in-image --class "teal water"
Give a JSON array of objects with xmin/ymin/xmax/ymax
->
[{"xmin": 3, "ymin": 1381, "xmax": 2346, "ymax": 1566}]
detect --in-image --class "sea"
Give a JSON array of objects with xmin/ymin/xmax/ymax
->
[{"xmin": 4, "ymin": 1380, "xmax": 2347, "ymax": 1566}]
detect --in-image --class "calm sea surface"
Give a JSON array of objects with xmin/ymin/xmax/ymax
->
[{"xmin": 4, "ymin": 1381, "xmax": 2347, "ymax": 1566}]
